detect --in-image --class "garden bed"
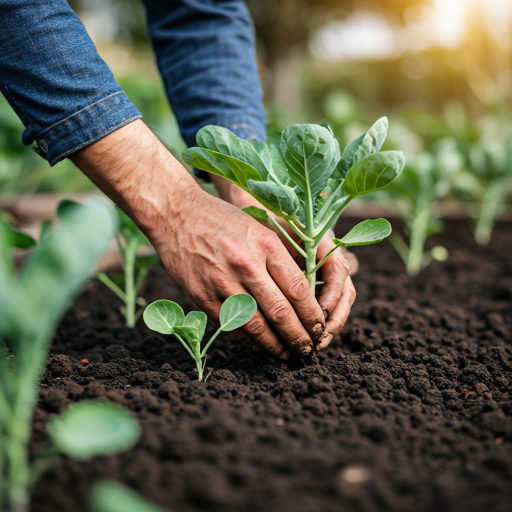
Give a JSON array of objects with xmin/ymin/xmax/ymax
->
[{"xmin": 31, "ymin": 219, "xmax": 512, "ymax": 512}]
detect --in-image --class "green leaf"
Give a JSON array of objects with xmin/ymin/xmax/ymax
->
[
  {"xmin": 334, "ymin": 218, "xmax": 392, "ymax": 246},
  {"xmin": 196, "ymin": 125, "xmax": 270, "ymax": 180},
  {"xmin": 39, "ymin": 220, "xmax": 52, "ymax": 242},
  {"xmin": 267, "ymin": 126, "xmax": 282, "ymax": 147},
  {"xmin": 430, "ymin": 245, "xmax": 449, "ymax": 261},
  {"xmin": 116, "ymin": 206, "xmax": 150, "ymax": 247},
  {"xmin": 280, "ymin": 124, "xmax": 337, "ymax": 198},
  {"xmin": 247, "ymin": 180, "xmax": 300, "ymax": 217},
  {"xmin": 242, "ymin": 206, "xmax": 269, "ymax": 222},
  {"xmin": 182, "ymin": 147, "xmax": 261, "ymax": 190},
  {"xmin": 173, "ymin": 311, "xmax": 208, "ymax": 351},
  {"xmin": 50, "ymin": 402, "xmax": 140, "ymax": 460},
  {"xmin": 57, "ymin": 199, "xmax": 80, "ymax": 219},
  {"xmin": 267, "ymin": 143, "xmax": 292, "ymax": 185},
  {"xmin": 219, "ymin": 294, "xmax": 257, "ymax": 332},
  {"xmin": 336, "ymin": 117, "xmax": 389, "ymax": 178},
  {"xmin": 91, "ymin": 481, "xmax": 168, "ymax": 512},
  {"xmin": 341, "ymin": 151, "xmax": 405, "ymax": 199},
  {"xmin": 143, "ymin": 300, "xmax": 185, "ymax": 334},
  {"xmin": 0, "ymin": 214, "xmax": 36, "ymax": 249}
]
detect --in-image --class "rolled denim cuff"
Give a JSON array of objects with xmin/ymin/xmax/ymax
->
[
  {"xmin": 193, "ymin": 119, "xmax": 267, "ymax": 181},
  {"xmin": 33, "ymin": 91, "xmax": 142, "ymax": 166}
]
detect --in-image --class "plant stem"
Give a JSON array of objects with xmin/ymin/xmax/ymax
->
[
  {"xmin": 124, "ymin": 239, "xmax": 138, "ymax": 328},
  {"xmin": 406, "ymin": 208, "xmax": 429, "ymax": 276},
  {"xmin": 305, "ymin": 241, "xmax": 317, "ymax": 292},
  {"xmin": 474, "ymin": 181, "xmax": 501, "ymax": 246}
]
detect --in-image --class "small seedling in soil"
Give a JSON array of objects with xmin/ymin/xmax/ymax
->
[
  {"xmin": 0, "ymin": 202, "xmax": 140, "ymax": 512},
  {"xmin": 183, "ymin": 117, "xmax": 404, "ymax": 291},
  {"xmin": 453, "ymin": 133, "xmax": 512, "ymax": 246},
  {"xmin": 91, "ymin": 480, "xmax": 168, "ymax": 512},
  {"xmin": 378, "ymin": 138, "xmax": 462, "ymax": 275},
  {"xmin": 144, "ymin": 294, "xmax": 257, "ymax": 380}
]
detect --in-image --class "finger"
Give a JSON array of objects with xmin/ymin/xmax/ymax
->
[
  {"xmin": 266, "ymin": 244, "xmax": 325, "ymax": 341},
  {"xmin": 245, "ymin": 272, "xmax": 314, "ymax": 357},
  {"xmin": 317, "ymin": 237, "xmax": 350, "ymax": 319},
  {"xmin": 317, "ymin": 277, "xmax": 356, "ymax": 350},
  {"xmin": 209, "ymin": 281, "xmax": 291, "ymax": 360}
]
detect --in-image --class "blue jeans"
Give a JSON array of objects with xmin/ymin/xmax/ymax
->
[{"xmin": 0, "ymin": 0, "xmax": 266, "ymax": 167}]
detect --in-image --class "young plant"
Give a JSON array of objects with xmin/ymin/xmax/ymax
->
[
  {"xmin": 144, "ymin": 294, "xmax": 257, "ymax": 380},
  {"xmin": 0, "ymin": 202, "xmax": 140, "ymax": 512},
  {"xmin": 95, "ymin": 206, "xmax": 160, "ymax": 327},
  {"xmin": 379, "ymin": 138, "xmax": 463, "ymax": 275},
  {"xmin": 453, "ymin": 134, "xmax": 512, "ymax": 246},
  {"xmin": 182, "ymin": 117, "xmax": 404, "ymax": 291},
  {"xmin": 91, "ymin": 480, "xmax": 168, "ymax": 512}
]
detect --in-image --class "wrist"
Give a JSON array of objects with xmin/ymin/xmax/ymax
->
[{"xmin": 69, "ymin": 120, "xmax": 202, "ymax": 241}]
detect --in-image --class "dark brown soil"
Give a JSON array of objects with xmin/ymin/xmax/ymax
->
[{"xmin": 31, "ymin": 220, "xmax": 512, "ymax": 512}]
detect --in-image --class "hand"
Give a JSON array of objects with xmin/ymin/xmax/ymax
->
[
  {"xmin": 210, "ymin": 176, "xmax": 357, "ymax": 351},
  {"xmin": 70, "ymin": 121, "xmax": 325, "ymax": 358}
]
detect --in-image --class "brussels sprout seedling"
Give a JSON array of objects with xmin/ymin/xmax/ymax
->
[
  {"xmin": 91, "ymin": 480, "xmax": 168, "ymax": 512},
  {"xmin": 144, "ymin": 295, "xmax": 257, "ymax": 380},
  {"xmin": 453, "ymin": 134, "xmax": 512, "ymax": 246},
  {"xmin": 379, "ymin": 138, "xmax": 463, "ymax": 275},
  {"xmin": 183, "ymin": 118, "xmax": 404, "ymax": 291},
  {"xmin": 0, "ymin": 202, "xmax": 140, "ymax": 512}
]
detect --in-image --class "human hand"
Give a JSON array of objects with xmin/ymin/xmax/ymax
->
[{"xmin": 210, "ymin": 177, "xmax": 357, "ymax": 351}]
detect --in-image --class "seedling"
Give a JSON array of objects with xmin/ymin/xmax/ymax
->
[
  {"xmin": 87, "ymin": 204, "xmax": 159, "ymax": 327},
  {"xmin": 144, "ymin": 294, "xmax": 257, "ymax": 380},
  {"xmin": 453, "ymin": 134, "xmax": 512, "ymax": 246},
  {"xmin": 183, "ymin": 117, "xmax": 404, "ymax": 291},
  {"xmin": 379, "ymin": 138, "xmax": 462, "ymax": 275},
  {"xmin": 91, "ymin": 480, "xmax": 168, "ymax": 512},
  {"xmin": 0, "ymin": 202, "xmax": 140, "ymax": 512}
]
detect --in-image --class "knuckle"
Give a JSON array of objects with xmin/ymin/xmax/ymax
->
[
  {"xmin": 287, "ymin": 273, "xmax": 311, "ymax": 301},
  {"xmin": 209, "ymin": 269, "xmax": 230, "ymax": 291},
  {"xmin": 257, "ymin": 229, "xmax": 280, "ymax": 253},
  {"xmin": 244, "ymin": 315, "xmax": 266, "ymax": 336},
  {"xmin": 267, "ymin": 300, "xmax": 290, "ymax": 324},
  {"xmin": 229, "ymin": 255, "xmax": 258, "ymax": 277}
]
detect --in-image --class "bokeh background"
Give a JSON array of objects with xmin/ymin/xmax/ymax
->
[{"xmin": 1, "ymin": 0, "xmax": 511, "ymax": 194}]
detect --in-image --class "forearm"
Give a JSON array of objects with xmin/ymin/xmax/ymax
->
[{"xmin": 69, "ymin": 120, "xmax": 200, "ymax": 240}]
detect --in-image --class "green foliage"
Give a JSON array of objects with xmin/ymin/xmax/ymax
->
[
  {"xmin": 91, "ymin": 480, "xmax": 168, "ymax": 512},
  {"xmin": 183, "ymin": 118, "xmax": 403, "ymax": 290},
  {"xmin": 144, "ymin": 295, "xmax": 257, "ymax": 380},
  {"xmin": 50, "ymin": 402, "xmax": 140, "ymax": 460},
  {"xmin": 0, "ymin": 201, "xmax": 139, "ymax": 512},
  {"xmin": 334, "ymin": 219, "xmax": 392, "ymax": 247},
  {"xmin": 453, "ymin": 130, "xmax": 512, "ymax": 246},
  {"xmin": 0, "ymin": 213, "xmax": 36, "ymax": 249},
  {"xmin": 379, "ymin": 137, "xmax": 463, "ymax": 275},
  {"xmin": 95, "ymin": 205, "xmax": 160, "ymax": 327}
]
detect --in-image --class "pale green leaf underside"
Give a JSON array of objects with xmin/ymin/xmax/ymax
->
[
  {"xmin": 335, "ymin": 218, "xmax": 392, "ymax": 246},
  {"xmin": 248, "ymin": 180, "xmax": 300, "ymax": 217},
  {"xmin": 242, "ymin": 206, "xmax": 269, "ymax": 222},
  {"xmin": 219, "ymin": 294, "xmax": 258, "ymax": 331},
  {"xmin": 143, "ymin": 300, "xmax": 185, "ymax": 334},
  {"xmin": 50, "ymin": 402, "xmax": 140, "ymax": 460}
]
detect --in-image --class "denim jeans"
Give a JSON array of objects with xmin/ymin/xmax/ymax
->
[{"xmin": 0, "ymin": 0, "xmax": 266, "ymax": 167}]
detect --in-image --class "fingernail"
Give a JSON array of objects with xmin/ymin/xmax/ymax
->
[
  {"xmin": 317, "ymin": 332, "xmax": 333, "ymax": 350},
  {"xmin": 299, "ymin": 345, "xmax": 312, "ymax": 356},
  {"xmin": 279, "ymin": 350, "xmax": 291, "ymax": 360},
  {"xmin": 312, "ymin": 322, "xmax": 324, "ymax": 339}
]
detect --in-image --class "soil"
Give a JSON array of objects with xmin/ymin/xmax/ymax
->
[{"xmin": 31, "ymin": 220, "xmax": 512, "ymax": 512}]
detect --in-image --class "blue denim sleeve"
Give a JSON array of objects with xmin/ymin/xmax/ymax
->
[
  {"xmin": 0, "ymin": 0, "xmax": 142, "ymax": 166},
  {"xmin": 142, "ymin": 0, "xmax": 267, "ymax": 178}
]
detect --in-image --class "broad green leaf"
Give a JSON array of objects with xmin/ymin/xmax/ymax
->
[
  {"xmin": 57, "ymin": 198, "xmax": 80, "ymax": 219},
  {"xmin": 341, "ymin": 151, "xmax": 405, "ymax": 199},
  {"xmin": 50, "ymin": 402, "xmax": 140, "ymax": 460},
  {"xmin": 173, "ymin": 311, "xmax": 207, "ymax": 351},
  {"xmin": 248, "ymin": 180, "xmax": 300, "ymax": 217},
  {"xmin": 242, "ymin": 206, "xmax": 269, "ymax": 222},
  {"xmin": 0, "ymin": 214, "xmax": 36, "ymax": 249},
  {"xmin": 336, "ymin": 117, "xmax": 389, "ymax": 178},
  {"xmin": 182, "ymin": 147, "xmax": 261, "ymax": 190},
  {"xmin": 196, "ymin": 125, "xmax": 269, "ymax": 180},
  {"xmin": 334, "ymin": 218, "xmax": 392, "ymax": 246},
  {"xmin": 267, "ymin": 143, "xmax": 291, "ymax": 185},
  {"xmin": 280, "ymin": 124, "xmax": 337, "ymax": 198},
  {"xmin": 267, "ymin": 126, "xmax": 282, "ymax": 147},
  {"xmin": 143, "ymin": 300, "xmax": 185, "ymax": 335},
  {"xmin": 219, "ymin": 294, "xmax": 257, "ymax": 332},
  {"xmin": 91, "ymin": 481, "xmax": 168, "ymax": 512}
]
